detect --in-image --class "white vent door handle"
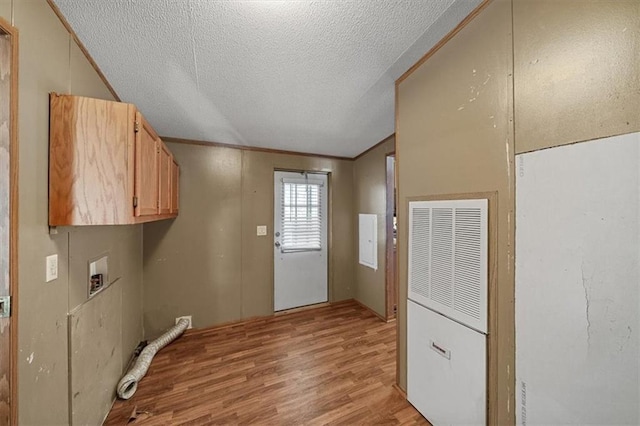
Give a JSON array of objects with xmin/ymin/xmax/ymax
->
[{"xmin": 429, "ymin": 340, "xmax": 451, "ymax": 360}]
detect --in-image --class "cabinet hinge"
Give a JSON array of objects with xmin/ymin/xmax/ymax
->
[
  {"xmin": 0, "ymin": 296, "xmax": 11, "ymax": 318},
  {"xmin": 133, "ymin": 196, "xmax": 138, "ymax": 208},
  {"xmin": 134, "ymin": 121, "xmax": 140, "ymax": 133}
]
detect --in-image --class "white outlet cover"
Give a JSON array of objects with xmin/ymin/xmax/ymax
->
[
  {"xmin": 257, "ymin": 225, "xmax": 267, "ymax": 236},
  {"xmin": 176, "ymin": 316, "xmax": 192, "ymax": 329},
  {"xmin": 46, "ymin": 254, "xmax": 58, "ymax": 282}
]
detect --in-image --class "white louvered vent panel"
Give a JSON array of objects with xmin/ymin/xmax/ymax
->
[
  {"xmin": 408, "ymin": 199, "xmax": 488, "ymax": 333},
  {"xmin": 430, "ymin": 208, "xmax": 454, "ymax": 308},
  {"xmin": 453, "ymin": 208, "xmax": 482, "ymax": 320},
  {"xmin": 409, "ymin": 208, "xmax": 431, "ymax": 299}
]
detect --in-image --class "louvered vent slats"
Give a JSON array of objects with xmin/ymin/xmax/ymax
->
[
  {"xmin": 408, "ymin": 199, "xmax": 488, "ymax": 333},
  {"xmin": 410, "ymin": 208, "xmax": 431, "ymax": 299},
  {"xmin": 454, "ymin": 208, "xmax": 482, "ymax": 320},
  {"xmin": 431, "ymin": 208, "xmax": 453, "ymax": 307}
]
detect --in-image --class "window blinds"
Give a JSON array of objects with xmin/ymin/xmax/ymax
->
[{"xmin": 281, "ymin": 178, "xmax": 323, "ymax": 252}]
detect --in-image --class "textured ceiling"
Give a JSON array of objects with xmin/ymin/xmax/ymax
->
[{"xmin": 52, "ymin": 0, "xmax": 481, "ymax": 157}]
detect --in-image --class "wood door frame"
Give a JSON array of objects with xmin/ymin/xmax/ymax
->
[
  {"xmin": 0, "ymin": 16, "xmax": 19, "ymax": 426},
  {"xmin": 405, "ymin": 191, "xmax": 498, "ymax": 424},
  {"xmin": 384, "ymin": 153, "xmax": 396, "ymax": 321}
]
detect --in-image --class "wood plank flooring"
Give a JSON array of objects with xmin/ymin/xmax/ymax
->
[{"xmin": 105, "ymin": 300, "xmax": 429, "ymax": 425}]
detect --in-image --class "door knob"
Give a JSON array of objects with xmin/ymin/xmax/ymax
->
[{"xmin": 275, "ymin": 241, "xmax": 281, "ymax": 248}]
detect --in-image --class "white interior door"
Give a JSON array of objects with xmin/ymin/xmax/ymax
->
[{"xmin": 274, "ymin": 171, "xmax": 328, "ymax": 311}]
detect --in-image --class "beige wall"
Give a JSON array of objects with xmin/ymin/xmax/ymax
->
[
  {"xmin": 396, "ymin": 0, "xmax": 638, "ymax": 424},
  {"xmin": 510, "ymin": 1, "xmax": 639, "ymax": 421},
  {"xmin": 0, "ymin": 2, "xmax": 9, "ymax": 22},
  {"xmin": 353, "ymin": 136, "xmax": 394, "ymax": 317},
  {"xmin": 397, "ymin": 1, "xmax": 514, "ymax": 424},
  {"xmin": 2, "ymin": 1, "xmax": 144, "ymax": 424},
  {"xmin": 513, "ymin": 0, "xmax": 639, "ymax": 154},
  {"xmin": 143, "ymin": 143, "xmax": 355, "ymax": 337},
  {"xmin": 241, "ymin": 149, "xmax": 355, "ymax": 313}
]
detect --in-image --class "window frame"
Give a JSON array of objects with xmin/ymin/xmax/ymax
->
[{"xmin": 279, "ymin": 177, "xmax": 324, "ymax": 253}]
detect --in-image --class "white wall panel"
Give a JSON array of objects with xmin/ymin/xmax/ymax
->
[
  {"xmin": 359, "ymin": 213, "xmax": 378, "ymax": 270},
  {"xmin": 516, "ymin": 132, "xmax": 640, "ymax": 425}
]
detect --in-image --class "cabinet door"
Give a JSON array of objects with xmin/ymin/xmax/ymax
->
[
  {"xmin": 158, "ymin": 142, "xmax": 172, "ymax": 215},
  {"xmin": 171, "ymin": 159, "xmax": 179, "ymax": 214},
  {"xmin": 50, "ymin": 95, "xmax": 133, "ymax": 225},
  {"xmin": 134, "ymin": 112, "xmax": 159, "ymax": 216}
]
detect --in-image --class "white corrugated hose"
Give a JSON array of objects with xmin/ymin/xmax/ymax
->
[{"xmin": 117, "ymin": 318, "xmax": 190, "ymax": 400}]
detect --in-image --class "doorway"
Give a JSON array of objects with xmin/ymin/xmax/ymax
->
[
  {"xmin": 273, "ymin": 171, "xmax": 329, "ymax": 311},
  {"xmin": 0, "ymin": 16, "xmax": 18, "ymax": 425},
  {"xmin": 385, "ymin": 154, "xmax": 397, "ymax": 320}
]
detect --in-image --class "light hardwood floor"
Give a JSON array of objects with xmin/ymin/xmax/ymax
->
[{"xmin": 105, "ymin": 300, "xmax": 429, "ymax": 425}]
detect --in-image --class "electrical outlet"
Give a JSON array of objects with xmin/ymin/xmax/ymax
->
[
  {"xmin": 256, "ymin": 225, "xmax": 267, "ymax": 236},
  {"xmin": 88, "ymin": 255, "xmax": 109, "ymax": 297},
  {"xmin": 46, "ymin": 254, "xmax": 58, "ymax": 282},
  {"xmin": 175, "ymin": 315, "xmax": 192, "ymax": 329}
]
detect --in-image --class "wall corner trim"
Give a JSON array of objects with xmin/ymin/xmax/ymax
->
[
  {"xmin": 353, "ymin": 133, "xmax": 395, "ymax": 161},
  {"xmin": 162, "ymin": 136, "xmax": 354, "ymax": 161},
  {"xmin": 396, "ymin": 0, "xmax": 493, "ymax": 86}
]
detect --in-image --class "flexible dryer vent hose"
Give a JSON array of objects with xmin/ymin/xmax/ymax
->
[{"xmin": 117, "ymin": 318, "xmax": 190, "ymax": 400}]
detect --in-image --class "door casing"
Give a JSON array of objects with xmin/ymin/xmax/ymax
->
[
  {"xmin": 0, "ymin": 15, "xmax": 19, "ymax": 426},
  {"xmin": 273, "ymin": 170, "xmax": 329, "ymax": 312},
  {"xmin": 385, "ymin": 153, "xmax": 397, "ymax": 321}
]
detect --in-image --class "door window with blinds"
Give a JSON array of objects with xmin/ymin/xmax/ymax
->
[{"xmin": 280, "ymin": 177, "xmax": 324, "ymax": 252}]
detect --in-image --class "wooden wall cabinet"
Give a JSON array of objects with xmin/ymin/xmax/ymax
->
[
  {"xmin": 49, "ymin": 94, "xmax": 179, "ymax": 225},
  {"xmin": 134, "ymin": 113, "xmax": 161, "ymax": 218}
]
